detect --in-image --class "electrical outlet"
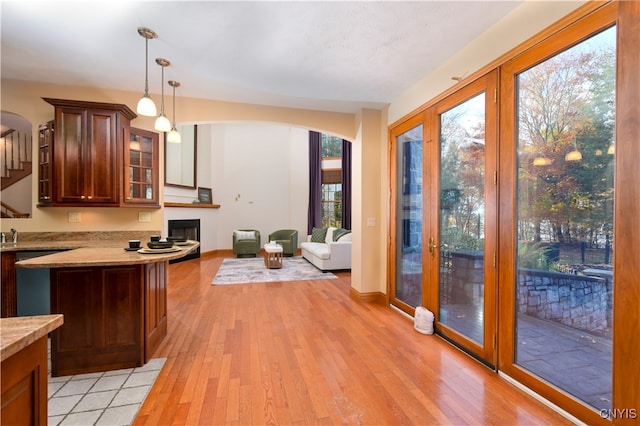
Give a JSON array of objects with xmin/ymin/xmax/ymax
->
[
  {"xmin": 367, "ymin": 217, "xmax": 376, "ymax": 227},
  {"xmin": 138, "ymin": 212, "xmax": 151, "ymax": 222},
  {"xmin": 68, "ymin": 212, "xmax": 81, "ymax": 223}
]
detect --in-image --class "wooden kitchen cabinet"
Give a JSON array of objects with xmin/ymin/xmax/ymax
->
[
  {"xmin": 50, "ymin": 265, "xmax": 144, "ymax": 376},
  {"xmin": 0, "ymin": 252, "xmax": 17, "ymax": 318},
  {"xmin": 144, "ymin": 261, "xmax": 167, "ymax": 362},
  {"xmin": 124, "ymin": 126, "xmax": 160, "ymax": 207},
  {"xmin": 39, "ymin": 98, "xmax": 159, "ymax": 208},
  {"xmin": 37, "ymin": 121, "xmax": 54, "ymax": 204},
  {"xmin": 49, "ymin": 261, "xmax": 168, "ymax": 376}
]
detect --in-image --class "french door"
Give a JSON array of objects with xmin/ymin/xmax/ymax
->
[
  {"xmin": 389, "ymin": 2, "xmax": 639, "ymax": 423},
  {"xmin": 390, "ymin": 115, "xmax": 426, "ymax": 314},
  {"xmin": 390, "ymin": 73, "xmax": 498, "ymax": 366},
  {"xmin": 427, "ymin": 73, "xmax": 499, "ymax": 365}
]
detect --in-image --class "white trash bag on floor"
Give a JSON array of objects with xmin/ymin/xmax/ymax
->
[{"xmin": 414, "ymin": 306, "xmax": 434, "ymax": 335}]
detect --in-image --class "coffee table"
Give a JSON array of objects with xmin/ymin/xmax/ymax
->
[{"xmin": 264, "ymin": 244, "xmax": 283, "ymax": 269}]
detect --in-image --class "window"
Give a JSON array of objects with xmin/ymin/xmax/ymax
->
[
  {"xmin": 321, "ymin": 133, "xmax": 343, "ymax": 227},
  {"xmin": 321, "ymin": 133, "xmax": 342, "ymax": 158},
  {"xmin": 322, "ymin": 183, "xmax": 342, "ymax": 228}
]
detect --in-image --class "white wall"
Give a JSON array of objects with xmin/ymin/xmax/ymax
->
[
  {"xmin": 164, "ymin": 122, "xmax": 309, "ymax": 253},
  {"xmin": 388, "ymin": 0, "xmax": 586, "ymax": 124}
]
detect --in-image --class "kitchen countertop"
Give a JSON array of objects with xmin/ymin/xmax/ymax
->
[
  {"xmin": 12, "ymin": 241, "xmax": 199, "ymax": 268},
  {"xmin": 0, "ymin": 314, "xmax": 64, "ymax": 361}
]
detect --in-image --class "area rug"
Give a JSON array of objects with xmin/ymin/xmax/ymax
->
[{"xmin": 212, "ymin": 256, "xmax": 336, "ymax": 285}]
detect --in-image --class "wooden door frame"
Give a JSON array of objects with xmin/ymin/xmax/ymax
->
[
  {"xmin": 387, "ymin": 112, "xmax": 427, "ymax": 316},
  {"xmin": 425, "ymin": 71, "xmax": 499, "ymax": 367}
]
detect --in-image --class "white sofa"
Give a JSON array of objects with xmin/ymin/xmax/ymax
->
[{"xmin": 300, "ymin": 227, "xmax": 352, "ymax": 271}]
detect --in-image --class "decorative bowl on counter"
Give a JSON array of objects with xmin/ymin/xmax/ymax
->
[
  {"xmin": 167, "ymin": 236, "xmax": 188, "ymax": 243},
  {"xmin": 147, "ymin": 241, "xmax": 174, "ymax": 250}
]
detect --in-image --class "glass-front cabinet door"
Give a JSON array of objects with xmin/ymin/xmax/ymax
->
[{"xmin": 123, "ymin": 127, "xmax": 159, "ymax": 207}]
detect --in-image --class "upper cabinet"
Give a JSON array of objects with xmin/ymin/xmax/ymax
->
[
  {"xmin": 39, "ymin": 98, "xmax": 160, "ymax": 208},
  {"xmin": 37, "ymin": 120, "xmax": 54, "ymax": 204},
  {"xmin": 123, "ymin": 127, "xmax": 159, "ymax": 206}
]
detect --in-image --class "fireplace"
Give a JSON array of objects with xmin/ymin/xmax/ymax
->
[{"xmin": 168, "ymin": 219, "xmax": 201, "ymax": 263}]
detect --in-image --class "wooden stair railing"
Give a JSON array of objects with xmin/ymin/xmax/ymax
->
[
  {"xmin": 0, "ymin": 201, "xmax": 30, "ymax": 218},
  {"xmin": 1, "ymin": 129, "xmax": 33, "ymax": 191}
]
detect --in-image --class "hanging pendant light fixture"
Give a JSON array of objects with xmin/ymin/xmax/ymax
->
[
  {"xmin": 154, "ymin": 58, "xmax": 172, "ymax": 132},
  {"xmin": 533, "ymin": 156, "xmax": 552, "ymax": 166},
  {"xmin": 167, "ymin": 80, "xmax": 181, "ymax": 144},
  {"xmin": 565, "ymin": 137, "xmax": 582, "ymax": 162},
  {"xmin": 136, "ymin": 27, "xmax": 158, "ymax": 117}
]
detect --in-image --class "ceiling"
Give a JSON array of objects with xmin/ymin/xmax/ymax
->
[{"xmin": 1, "ymin": 1, "xmax": 522, "ymax": 113}]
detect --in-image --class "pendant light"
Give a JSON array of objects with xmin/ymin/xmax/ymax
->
[
  {"xmin": 533, "ymin": 156, "xmax": 552, "ymax": 166},
  {"xmin": 565, "ymin": 137, "xmax": 582, "ymax": 162},
  {"xmin": 154, "ymin": 58, "xmax": 172, "ymax": 132},
  {"xmin": 136, "ymin": 27, "xmax": 158, "ymax": 117},
  {"xmin": 167, "ymin": 80, "xmax": 181, "ymax": 144}
]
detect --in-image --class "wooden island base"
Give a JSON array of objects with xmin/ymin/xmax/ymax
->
[
  {"xmin": 50, "ymin": 261, "xmax": 167, "ymax": 377},
  {"xmin": 1, "ymin": 315, "xmax": 64, "ymax": 426}
]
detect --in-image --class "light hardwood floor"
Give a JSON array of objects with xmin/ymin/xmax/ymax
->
[{"xmin": 134, "ymin": 254, "xmax": 572, "ymax": 425}]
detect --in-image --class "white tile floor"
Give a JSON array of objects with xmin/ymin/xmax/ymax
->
[{"xmin": 48, "ymin": 350, "xmax": 165, "ymax": 426}]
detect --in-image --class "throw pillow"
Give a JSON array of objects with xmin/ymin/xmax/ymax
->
[
  {"xmin": 234, "ymin": 230, "xmax": 255, "ymax": 241},
  {"xmin": 333, "ymin": 228, "xmax": 351, "ymax": 241},
  {"xmin": 325, "ymin": 227, "xmax": 337, "ymax": 244},
  {"xmin": 310, "ymin": 227, "xmax": 327, "ymax": 243}
]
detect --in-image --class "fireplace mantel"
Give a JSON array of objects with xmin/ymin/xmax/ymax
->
[{"xmin": 164, "ymin": 202, "xmax": 220, "ymax": 209}]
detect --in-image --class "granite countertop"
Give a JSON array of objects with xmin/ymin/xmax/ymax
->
[
  {"xmin": 0, "ymin": 314, "xmax": 64, "ymax": 361},
  {"xmin": 14, "ymin": 241, "xmax": 199, "ymax": 268}
]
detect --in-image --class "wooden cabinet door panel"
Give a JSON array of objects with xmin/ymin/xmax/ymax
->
[
  {"xmin": 101, "ymin": 266, "xmax": 143, "ymax": 348},
  {"xmin": 51, "ymin": 268, "xmax": 95, "ymax": 354},
  {"xmin": 50, "ymin": 266, "xmax": 144, "ymax": 376},
  {"xmin": 1, "ymin": 252, "xmax": 17, "ymax": 318},
  {"xmin": 86, "ymin": 110, "xmax": 119, "ymax": 203},
  {"xmin": 0, "ymin": 337, "xmax": 47, "ymax": 426},
  {"xmin": 55, "ymin": 108, "xmax": 85, "ymax": 203},
  {"xmin": 145, "ymin": 261, "xmax": 167, "ymax": 362}
]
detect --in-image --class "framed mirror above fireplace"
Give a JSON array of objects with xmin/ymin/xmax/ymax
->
[{"xmin": 165, "ymin": 124, "xmax": 197, "ymax": 189}]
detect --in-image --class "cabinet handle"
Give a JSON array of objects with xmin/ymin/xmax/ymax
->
[
  {"xmin": 81, "ymin": 195, "xmax": 85, "ymax": 200},
  {"xmin": 87, "ymin": 196, "xmax": 92, "ymax": 200}
]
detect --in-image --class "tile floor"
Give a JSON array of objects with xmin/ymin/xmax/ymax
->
[{"xmin": 48, "ymin": 347, "xmax": 165, "ymax": 426}]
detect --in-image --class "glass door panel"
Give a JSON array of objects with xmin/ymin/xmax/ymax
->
[
  {"xmin": 515, "ymin": 26, "xmax": 615, "ymax": 409},
  {"xmin": 395, "ymin": 124, "xmax": 423, "ymax": 309},
  {"xmin": 438, "ymin": 94, "xmax": 486, "ymax": 345}
]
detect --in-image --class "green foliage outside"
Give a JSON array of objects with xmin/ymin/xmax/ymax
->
[{"xmin": 321, "ymin": 134, "xmax": 342, "ymax": 158}]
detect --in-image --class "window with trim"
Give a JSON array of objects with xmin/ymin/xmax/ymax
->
[{"xmin": 321, "ymin": 133, "xmax": 342, "ymax": 228}]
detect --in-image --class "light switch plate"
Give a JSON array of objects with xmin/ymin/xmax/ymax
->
[
  {"xmin": 138, "ymin": 212, "xmax": 151, "ymax": 222},
  {"xmin": 68, "ymin": 212, "xmax": 81, "ymax": 223},
  {"xmin": 367, "ymin": 217, "xmax": 376, "ymax": 227}
]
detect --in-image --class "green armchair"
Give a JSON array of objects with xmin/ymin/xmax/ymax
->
[
  {"xmin": 232, "ymin": 229, "xmax": 261, "ymax": 258},
  {"xmin": 268, "ymin": 229, "xmax": 298, "ymax": 257}
]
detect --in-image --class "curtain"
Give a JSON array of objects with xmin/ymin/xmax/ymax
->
[
  {"xmin": 307, "ymin": 131, "xmax": 322, "ymax": 235},
  {"xmin": 341, "ymin": 139, "xmax": 352, "ymax": 230}
]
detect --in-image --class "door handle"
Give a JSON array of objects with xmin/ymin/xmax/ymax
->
[{"xmin": 428, "ymin": 236, "xmax": 437, "ymax": 258}]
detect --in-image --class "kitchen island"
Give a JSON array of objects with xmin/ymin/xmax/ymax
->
[
  {"xmin": 7, "ymin": 238, "xmax": 198, "ymax": 376},
  {"xmin": 1, "ymin": 314, "xmax": 63, "ymax": 425}
]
